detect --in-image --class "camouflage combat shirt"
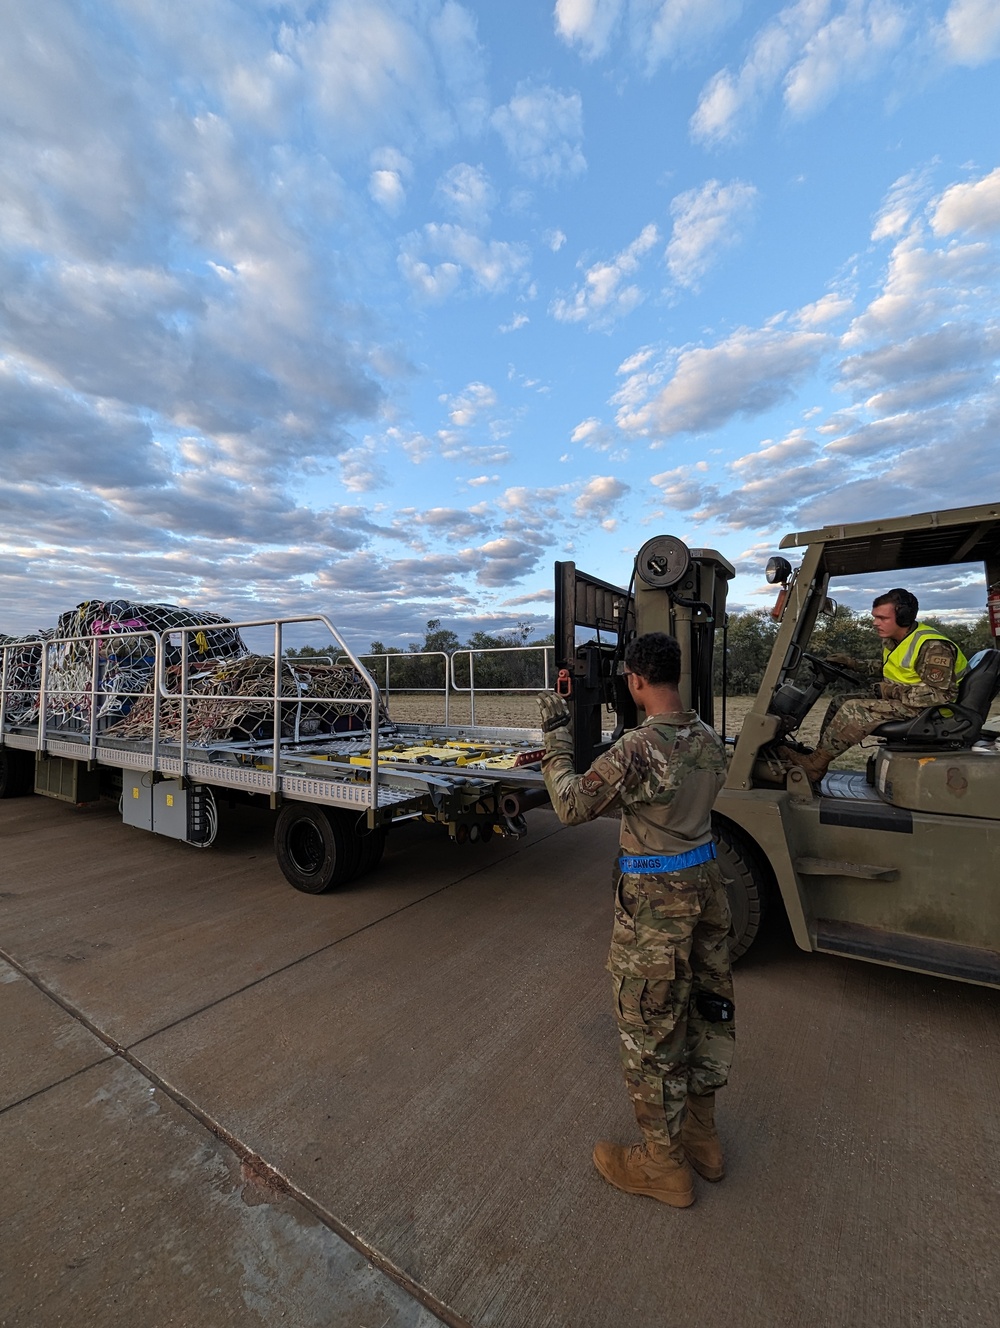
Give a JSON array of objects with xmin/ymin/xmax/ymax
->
[
  {"xmin": 542, "ymin": 710, "xmax": 727, "ymax": 856},
  {"xmin": 854, "ymin": 634, "xmax": 962, "ymax": 706}
]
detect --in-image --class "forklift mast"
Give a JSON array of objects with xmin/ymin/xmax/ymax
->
[{"xmin": 554, "ymin": 537, "xmax": 735, "ymax": 772}]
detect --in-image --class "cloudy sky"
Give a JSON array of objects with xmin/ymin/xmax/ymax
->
[{"xmin": 2, "ymin": 0, "xmax": 999, "ymax": 645}]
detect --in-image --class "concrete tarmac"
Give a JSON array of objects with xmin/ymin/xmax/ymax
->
[{"xmin": 1, "ymin": 792, "xmax": 998, "ymax": 1327}]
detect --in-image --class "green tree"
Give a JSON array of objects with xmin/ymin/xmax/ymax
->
[
  {"xmin": 715, "ymin": 611, "xmax": 780, "ymax": 694},
  {"xmin": 418, "ymin": 618, "xmax": 461, "ymax": 654}
]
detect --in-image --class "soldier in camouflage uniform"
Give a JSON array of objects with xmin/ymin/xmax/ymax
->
[
  {"xmin": 537, "ymin": 632, "xmax": 733, "ymax": 1209},
  {"xmin": 783, "ymin": 588, "xmax": 968, "ymax": 785}
]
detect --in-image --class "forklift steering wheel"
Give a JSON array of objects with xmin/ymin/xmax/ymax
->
[{"xmin": 800, "ymin": 651, "xmax": 866, "ymax": 687}]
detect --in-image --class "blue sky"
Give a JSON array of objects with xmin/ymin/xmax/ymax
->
[{"xmin": 2, "ymin": 0, "xmax": 1000, "ymax": 646}]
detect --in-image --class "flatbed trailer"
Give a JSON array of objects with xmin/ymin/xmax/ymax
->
[{"xmin": 0, "ymin": 613, "xmax": 549, "ymax": 893}]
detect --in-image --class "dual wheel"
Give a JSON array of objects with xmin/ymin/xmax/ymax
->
[{"xmin": 274, "ymin": 803, "xmax": 386, "ymax": 894}]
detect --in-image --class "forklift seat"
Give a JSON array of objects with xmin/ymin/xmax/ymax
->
[{"xmin": 872, "ymin": 649, "xmax": 1000, "ymax": 749}]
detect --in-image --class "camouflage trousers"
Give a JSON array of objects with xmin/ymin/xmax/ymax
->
[
  {"xmin": 607, "ymin": 860, "xmax": 735, "ymax": 1147},
  {"xmin": 818, "ymin": 693, "xmax": 922, "ymax": 759}
]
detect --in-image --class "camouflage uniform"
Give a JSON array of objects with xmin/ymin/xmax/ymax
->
[
  {"xmin": 542, "ymin": 709, "xmax": 733, "ymax": 1148},
  {"xmin": 818, "ymin": 635, "xmax": 962, "ymax": 759}
]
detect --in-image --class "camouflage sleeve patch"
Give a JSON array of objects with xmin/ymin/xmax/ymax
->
[
  {"xmin": 916, "ymin": 640, "xmax": 956, "ymax": 688},
  {"xmin": 580, "ymin": 769, "xmax": 606, "ymax": 795}
]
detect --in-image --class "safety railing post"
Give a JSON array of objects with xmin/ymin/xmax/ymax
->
[
  {"xmin": 0, "ymin": 645, "xmax": 8, "ymax": 741},
  {"xmin": 151, "ymin": 634, "xmax": 161, "ymax": 772},
  {"xmin": 273, "ymin": 623, "xmax": 282, "ymax": 797},
  {"xmin": 179, "ymin": 630, "xmax": 189, "ymax": 783},
  {"xmin": 88, "ymin": 636, "xmax": 99, "ymax": 759},
  {"xmin": 38, "ymin": 642, "xmax": 49, "ymax": 753}
]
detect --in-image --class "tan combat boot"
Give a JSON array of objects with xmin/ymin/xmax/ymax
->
[
  {"xmin": 680, "ymin": 1093, "xmax": 724, "ymax": 1182},
  {"xmin": 591, "ymin": 1139, "xmax": 696, "ymax": 1207},
  {"xmin": 778, "ymin": 745, "xmax": 833, "ymax": 787}
]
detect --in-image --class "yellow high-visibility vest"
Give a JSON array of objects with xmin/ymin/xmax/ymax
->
[{"xmin": 882, "ymin": 623, "xmax": 968, "ymax": 686}]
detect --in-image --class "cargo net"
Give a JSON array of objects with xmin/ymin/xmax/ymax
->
[
  {"xmin": 115, "ymin": 652, "xmax": 389, "ymax": 745},
  {"xmin": 0, "ymin": 599, "xmax": 384, "ymax": 744}
]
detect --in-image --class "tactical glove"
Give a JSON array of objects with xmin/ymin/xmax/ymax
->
[
  {"xmin": 825, "ymin": 653, "xmax": 862, "ymax": 671},
  {"xmin": 537, "ymin": 691, "xmax": 571, "ymax": 733}
]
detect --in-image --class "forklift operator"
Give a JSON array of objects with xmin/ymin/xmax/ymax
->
[{"xmin": 782, "ymin": 588, "xmax": 968, "ymax": 785}]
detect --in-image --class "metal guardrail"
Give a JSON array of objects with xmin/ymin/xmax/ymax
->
[
  {"xmin": 343, "ymin": 651, "xmax": 451, "ymax": 724},
  {"xmin": 343, "ymin": 645, "xmax": 555, "ymax": 726},
  {"xmin": 450, "ymin": 646, "xmax": 553, "ymax": 725}
]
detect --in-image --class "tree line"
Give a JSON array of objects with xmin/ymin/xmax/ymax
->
[
  {"xmin": 288, "ymin": 608, "xmax": 994, "ymax": 697},
  {"xmin": 288, "ymin": 619, "xmax": 556, "ymax": 691}
]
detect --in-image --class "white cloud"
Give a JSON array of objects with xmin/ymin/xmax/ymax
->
[
  {"xmin": 939, "ymin": 0, "xmax": 1000, "ymax": 66},
  {"xmin": 543, "ymin": 228, "xmax": 567, "ymax": 251},
  {"xmin": 441, "ymin": 382, "xmax": 498, "ymax": 427},
  {"xmin": 616, "ymin": 327, "xmax": 831, "ymax": 438},
  {"xmin": 793, "ymin": 292, "xmax": 854, "ymax": 327},
  {"xmin": 499, "ymin": 312, "xmax": 530, "ymax": 332},
  {"xmin": 570, "ymin": 417, "xmax": 617, "ymax": 451},
  {"xmin": 931, "ymin": 168, "xmax": 1000, "ymax": 237},
  {"xmin": 690, "ymin": 0, "xmax": 905, "ymax": 145},
  {"xmin": 783, "ymin": 0, "xmax": 908, "ymax": 118},
  {"xmin": 491, "ymin": 83, "xmax": 586, "ymax": 183},
  {"xmin": 841, "ymin": 231, "xmax": 1000, "ymax": 347},
  {"xmin": 436, "ymin": 162, "xmax": 497, "ymax": 225},
  {"xmin": 666, "ymin": 179, "xmax": 758, "ymax": 288},
  {"xmin": 690, "ymin": 0, "xmax": 829, "ymax": 145},
  {"xmin": 573, "ymin": 475, "xmax": 630, "ymax": 518},
  {"xmin": 554, "ymin": 0, "xmax": 624, "ymax": 59},
  {"xmin": 871, "ymin": 167, "xmax": 935, "ymax": 241},
  {"xmin": 339, "ymin": 442, "xmax": 389, "ymax": 492},
  {"xmin": 472, "ymin": 537, "xmax": 547, "ymax": 586},
  {"xmin": 369, "ymin": 169, "xmax": 407, "ymax": 213},
  {"xmin": 550, "ymin": 223, "xmax": 659, "ymax": 328},
  {"xmin": 399, "ymin": 223, "xmax": 530, "ymax": 299},
  {"xmin": 305, "ymin": 0, "xmax": 490, "ymax": 152},
  {"xmin": 556, "ymin": 0, "xmax": 741, "ymax": 72}
]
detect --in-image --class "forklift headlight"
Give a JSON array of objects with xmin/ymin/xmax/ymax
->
[{"xmin": 765, "ymin": 556, "xmax": 792, "ymax": 586}]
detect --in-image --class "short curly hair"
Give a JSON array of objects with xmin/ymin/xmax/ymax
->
[{"xmin": 624, "ymin": 632, "xmax": 681, "ymax": 686}]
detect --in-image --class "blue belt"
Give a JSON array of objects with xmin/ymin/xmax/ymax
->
[{"xmin": 618, "ymin": 843, "xmax": 717, "ymax": 874}]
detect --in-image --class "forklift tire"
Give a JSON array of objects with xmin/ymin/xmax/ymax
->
[
  {"xmin": 713, "ymin": 820, "xmax": 769, "ymax": 963},
  {"xmin": 0, "ymin": 748, "xmax": 34, "ymax": 799},
  {"xmin": 274, "ymin": 804, "xmax": 362, "ymax": 893}
]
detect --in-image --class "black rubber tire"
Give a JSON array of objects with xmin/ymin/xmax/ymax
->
[
  {"xmin": 274, "ymin": 804, "xmax": 362, "ymax": 893},
  {"xmin": 713, "ymin": 817, "xmax": 770, "ymax": 962},
  {"xmin": 0, "ymin": 748, "xmax": 34, "ymax": 799}
]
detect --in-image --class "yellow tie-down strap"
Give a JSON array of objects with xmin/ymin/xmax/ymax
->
[{"xmin": 339, "ymin": 741, "xmax": 544, "ymax": 770}]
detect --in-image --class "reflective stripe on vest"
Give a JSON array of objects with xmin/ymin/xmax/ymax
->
[{"xmin": 882, "ymin": 623, "xmax": 969, "ymax": 686}]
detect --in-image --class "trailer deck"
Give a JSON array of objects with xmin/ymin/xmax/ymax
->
[{"xmin": 1, "ymin": 613, "xmax": 550, "ymax": 888}]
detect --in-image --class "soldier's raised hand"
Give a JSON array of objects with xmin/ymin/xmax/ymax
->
[{"xmin": 537, "ymin": 691, "xmax": 571, "ymax": 733}]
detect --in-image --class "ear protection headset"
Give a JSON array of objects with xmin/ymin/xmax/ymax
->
[{"xmin": 883, "ymin": 589, "xmax": 918, "ymax": 628}]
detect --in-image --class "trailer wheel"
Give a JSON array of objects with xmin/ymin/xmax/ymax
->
[
  {"xmin": 713, "ymin": 819, "xmax": 770, "ymax": 962},
  {"xmin": 0, "ymin": 748, "xmax": 34, "ymax": 799},
  {"xmin": 274, "ymin": 804, "xmax": 362, "ymax": 893}
]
